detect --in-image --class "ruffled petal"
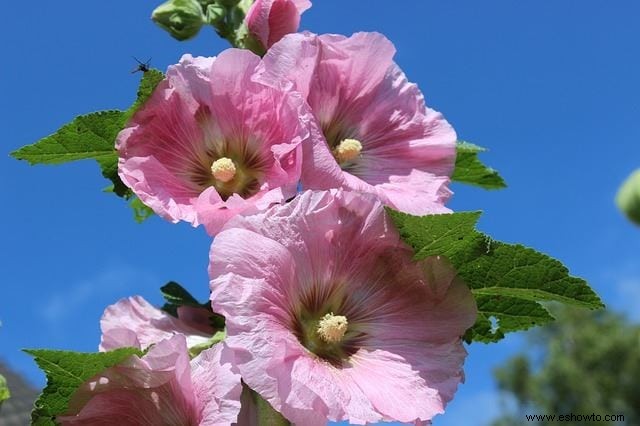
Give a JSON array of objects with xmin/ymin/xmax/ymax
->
[
  {"xmin": 100, "ymin": 296, "xmax": 214, "ymax": 351},
  {"xmin": 191, "ymin": 345, "xmax": 243, "ymax": 425}
]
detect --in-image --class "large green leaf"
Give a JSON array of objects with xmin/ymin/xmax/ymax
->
[
  {"xmin": 25, "ymin": 347, "xmax": 142, "ymax": 425},
  {"xmin": 11, "ymin": 111, "xmax": 125, "ymax": 165},
  {"xmin": 452, "ymin": 141, "xmax": 507, "ymax": 190},
  {"xmin": 388, "ymin": 209, "xmax": 603, "ymax": 343},
  {"xmin": 12, "ymin": 110, "xmax": 130, "ymax": 197},
  {"xmin": 11, "ymin": 70, "xmax": 164, "ymax": 215},
  {"xmin": 391, "ymin": 210, "xmax": 490, "ymax": 266}
]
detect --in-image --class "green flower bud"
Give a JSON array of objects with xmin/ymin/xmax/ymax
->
[
  {"xmin": 616, "ymin": 169, "xmax": 640, "ymax": 225},
  {"xmin": 196, "ymin": 0, "xmax": 217, "ymax": 8},
  {"xmin": 218, "ymin": 0, "xmax": 243, "ymax": 7},
  {"xmin": 152, "ymin": 0, "xmax": 205, "ymax": 41},
  {"xmin": 206, "ymin": 3, "xmax": 226, "ymax": 25}
]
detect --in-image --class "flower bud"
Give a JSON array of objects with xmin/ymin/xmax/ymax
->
[
  {"xmin": 152, "ymin": 0, "xmax": 205, "ymax": 41},
  {"xmin": 217, "ymin": 0, "xmax": 242, "ymax": 7},
  {"xmin": 205, "ymin": 3, "xmax": 226, "ymax": 25},
  {"xmin": 245, "ymin": 0, "xmax": 312, "ymax": 51},
  {"xmin": 196, "ymin": 0, "xmax": 217, "ymax": 8},
  {"xmin": 616, "ymin": 169, "xmax": 640, "ymax": 225}
]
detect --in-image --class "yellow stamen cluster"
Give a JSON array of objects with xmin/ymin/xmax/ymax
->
[
  {"xmin": 210, "ymin": 157, "xmax": 236, "ymax": 183},
  {"xmin": 334, "ymin": 138, "xmax": 363, "ymax": 163},
  {"xmin": 317, "ymin": 312, "xmax": 349, "ymax": 344}
]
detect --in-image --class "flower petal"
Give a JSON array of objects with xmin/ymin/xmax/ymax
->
[
  {"xmin": 191, "ymin": 345, "xmax": 243, "ymax": 425},
  {"xmin": 100, "ymin": 296, "xmax": 213, "ymax": 351}
]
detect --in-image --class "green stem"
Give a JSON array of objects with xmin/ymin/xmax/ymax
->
[
  {"xmin": 241, "ymin": 383, "xmax": 291, "ymax": 425},
  {"xmin": 256, "ymin": 394, "xmax": 290, "ymax": 426}
]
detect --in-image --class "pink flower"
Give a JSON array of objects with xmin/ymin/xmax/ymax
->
[
  {"xmin": 58, "ymin": 335, "xmax": 242, "ymax": 425},
  {"xmin": 117, "ymin": 49, "xmax": 313, "ymax": 235},
  {"xmin": 245, "ymin": 0, "xmax": 312, "ymax": 52},
  {"xmin": 100, "ymin": 296, "xmax": 218, "ymax": 352},
  {"xmin": 260, "ymin": 32, "xmax": 458, "ymax": 215},
  {"xmin": 209, "ymin": 190, "xmax": 477, "ymax": 425}
]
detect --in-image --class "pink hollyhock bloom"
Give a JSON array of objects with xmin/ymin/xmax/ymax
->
[
  {"xmin": 209, "ymin": 190, "xmax": 477, "ymax": 425},
  {"xmin": 58, "ymin": 335, "xmax": 242, "ymax": 425},
  {"xmin": 117, "ymin": 49, "xmax": 313, "ymax": 235},
  {"xmin": 260, "ymin": 32, "xmax": 458, "ymax": 215},
  {"xmin": 100, "ymin": 296, "xmax": 217, "ymax": 352},
  {"xmin": 245, "ymin": 0, "xmax": 312, "ymax": 52}
]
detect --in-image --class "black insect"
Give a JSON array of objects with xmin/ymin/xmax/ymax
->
[{"xmin": 131, "ymin": 57, "xmax": 152, "ymax": 74}]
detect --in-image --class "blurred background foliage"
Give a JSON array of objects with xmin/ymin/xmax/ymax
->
[{"xmin": 491, "ymin": 305, "xmax": 640, "ymax": 425}]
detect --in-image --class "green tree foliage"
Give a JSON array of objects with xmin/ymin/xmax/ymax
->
[
  {"xmin": 0, "ymin": 373, "xmax": 9, "ymax": 406},
  {"xmin": 492, "ymin": 306, "xmax": 640, "ymax": 425}
]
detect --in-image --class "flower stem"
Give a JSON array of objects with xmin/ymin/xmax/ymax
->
[
  {"xmin": 242, "ymin": 383, "xmax": 291, "ymax": 426},
  {"xmin": 256, "ymin": 394, "xmax": 290, "ymax": 426}
]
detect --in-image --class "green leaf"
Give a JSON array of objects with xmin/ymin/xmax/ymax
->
[
  {"xmin": 389, "ymin": 209, "xmax": 604, "ymax": 343},
  {"xmin": 189, "ymin": 330, "xmax": 226, "ymax": 358},
  {"xmin": 11, "ymin": 70, "xmax": 164, "ymax": 169},
  {"xmin": 461, "ymin": 243, "xmax": 603, "ymax": 308},
  {"xmin": 160, "ymin": 282, "xmax": 225, "ymax": 330},
  {"xmin": 464, "ymin": 295, "xmax": 555, "ymax": 343},
  {"xmin": 11, "ymin": 110, "xmax": 130, "ymax": 197},
  {"xmin": 388, "ymin": 210, "xmax": 490, "ymax": 266},
  {"xmin": 242, "ymin": 384, "xmax": 292, "ymax": 426},
  {"xmin": 0, "ymin": 373, "xmax": 9, "ymax": 406},
  {"xmin": 11, "ymin": 111, "xmax": 126, "ymax": 165},
  {"xmin": 97, "ymin": 155, "xmax": 132, "ymax": 198},
  {"xmin": 25, "ymin": 347, "xmax": 142, "ymax": 425},
  {"xmin": 125, "ymin": 69, "xmax": 165, "ymax": 121},
  {"xmin": 452, "ymin": 141, "xmax": 507, "ymax": 190},
  {"xmin": 161, "ymin": 281, "xmax": 203, "ymax": 311},
  {"xmin": 129, "ymin": 197, "xmax": 155, "ymax": 223},
  {"xmin": 11, "ymin": 69, "xmax": 164, "ymax": 219}
]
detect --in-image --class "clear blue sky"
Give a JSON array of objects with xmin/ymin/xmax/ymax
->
[{"xmin": 2, "ymin": 1, "xmax": 640, "ymax": 425}]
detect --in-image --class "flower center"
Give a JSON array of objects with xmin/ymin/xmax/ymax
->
[
  {"xmin": 316, "ymin": 313, "xmax": 348, "ymax": 344},
  {"xmin": 210, "ymin": 157, "xmax": 237, "ymax": 183},
  {"xmin": 333, "ymin": 138, "xmax": 362, "ymax": 163}
]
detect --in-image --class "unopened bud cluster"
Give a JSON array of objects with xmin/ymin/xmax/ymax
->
[
  {"xmin": 152, "ymin": 0, "xmax": 206, "ymax": 41},
  {"xmin": 152, "ymin": 0, "xmax": 254, "ymax": 48}
]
